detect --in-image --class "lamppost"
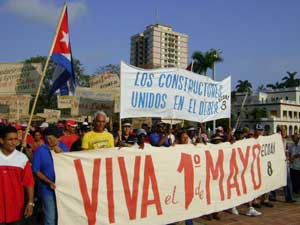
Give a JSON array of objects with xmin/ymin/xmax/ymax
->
[{"xmin": 211, "ymin": 49, "xmax": 222, "ymax": 132}]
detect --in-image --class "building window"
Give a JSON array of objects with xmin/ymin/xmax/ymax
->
[
  {"xmin": 286, "ymin": 96, "xmax": 289, "ymax": 100},
  {"xmin": 283, "ymin": 111, "xmax": 287, "ymax": 118},
  {"xmin": 289, "ymin": 125, "xmax": 293, "ymax": 135},
  {"xmin": 271, "ymin": 110, "xmax": 278, "ymax": 117},
  {"xmin": 289, "ymin": 111, "xmax": 293, "ymax": 119}
]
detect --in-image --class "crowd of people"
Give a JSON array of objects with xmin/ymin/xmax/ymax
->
[{"xmin": 0, "ymin": 110, "xmax": 299, "ymax": 225}]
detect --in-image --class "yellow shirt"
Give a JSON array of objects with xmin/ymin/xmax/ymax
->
[{"xmin": 81, "ymin": 130, "xmax": 114, "ymax": 150}]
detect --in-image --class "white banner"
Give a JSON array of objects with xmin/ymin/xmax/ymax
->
[
  {"xmin": 53, "ymin": 134, "xmax": 286, "ymax": 225},
  {"xmin": 120, "ymin": 62, "xmax": 231, "ymax": 122}
]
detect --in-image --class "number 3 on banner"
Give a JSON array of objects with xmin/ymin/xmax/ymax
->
[{"xmin": 221, "ymin": 100, "xmax": 227, "ymax": 110}]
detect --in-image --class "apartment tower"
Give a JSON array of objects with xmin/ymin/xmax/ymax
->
[{"xmin": 130, "ymin": 24, "xmax": 188, "ymax": 69}]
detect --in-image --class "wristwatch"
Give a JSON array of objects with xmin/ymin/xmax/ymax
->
[{"xmin": 28, "ymin": 202, "xmax": 35, "ymax": 207}]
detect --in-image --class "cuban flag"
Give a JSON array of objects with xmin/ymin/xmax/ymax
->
[{"xmin": 49, "ymin": 6, "xmax": 76, "ymax": 97}]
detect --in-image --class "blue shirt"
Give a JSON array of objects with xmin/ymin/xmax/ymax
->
[
  {"xmin": 149, "ymin": 132, "xmax": 170, "ymax": 147},
  {"xmin": 32, "ymin": 142, "xmax": 68, "ymax": 196}
]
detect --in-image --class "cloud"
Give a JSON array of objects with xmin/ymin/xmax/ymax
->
[{"xmin": 1, "ymin": 0, "xmax": 87, "ymax": 25}]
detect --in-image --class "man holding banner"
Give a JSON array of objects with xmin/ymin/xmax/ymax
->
[{"xmin": 32, "ymin": 126, "xmax": 68, "ymax": 225}]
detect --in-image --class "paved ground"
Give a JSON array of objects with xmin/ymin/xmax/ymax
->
[
  {"xmin": 191, "ymin": 192, "xmax": 300, "ymax": 225},
  {"xmin": 27, "ymin": 190, "xmax": 300, "ymax": 225}
]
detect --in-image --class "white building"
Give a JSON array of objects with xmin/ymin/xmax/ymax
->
[{"xmin": 233, "ymin": 87, "xmax": 300, "ymax": 135}]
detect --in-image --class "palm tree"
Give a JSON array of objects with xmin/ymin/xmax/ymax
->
[
  {"xmin": 235, "ymin": 80, "xmax": 252, "ymax": 93},
  {"xmin": 282, "ymin": 71, "xmax": 298, "ymax": 88},
  {"xmin": 191, "ymin": 49, "xmax": 223, "ymax": 76},
  {"xmin": 257, "ymin": 84, "xmax": 266, "ymax": 92},
  {"xmin": 252, "ymin": 108, "xmax": 267, "ymax": 122},
  {"xmin": 266, "ymin": 81, "xmax": 285, "ymax": 89}
]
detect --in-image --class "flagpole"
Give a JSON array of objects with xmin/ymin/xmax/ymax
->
[
  {"xmin": 191, "ymin": 59, "xmax": 194, "ymax": 72},
  {"xmin": 22, "ymin": 4, "xmax": 67, "ymax": 149},
  {"xmin": 119, "ymin": 61, "xmax": 122, "ymax": 141}
]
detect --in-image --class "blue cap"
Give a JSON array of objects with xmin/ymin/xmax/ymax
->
[{"xmin": 255, "ymin": 123, "xmax": 264, "ymax": 130}]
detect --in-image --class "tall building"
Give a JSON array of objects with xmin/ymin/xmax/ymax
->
[{"xmin": 130, "ymin": 24, "xmax": 188, "ymax": 69}]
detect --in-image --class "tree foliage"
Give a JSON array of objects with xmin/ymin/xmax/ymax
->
[
  {"xmin": 24, "ymin": 55, "xmax": 89, "ymax": 113},
  {"xmin": 191, "ymin": 49, "xmax": 223, "ymax": 76},
  {"xmin": 252, "ymin": 108, "xmax": 267, "ymax": 122},
  {"xmin": 94, "ymin": 64, "xmax": 120, "ymax": 76},
  {"xmin": 257, "ymin": 84, "xmax": 266, "ymax": 92},
  {"xmin": 266, "ymin": 81, "xmax": 285, "ymax": 89},
  {"xmin": 282, "ymin": 71, "xmax": 299, "ymax": 88},
  {"xmin": 235, "ymin": 80, "xmax": 253, "ymax": 93},
  {"xmin": 266, "ymin": 71, "xmax": 299, "ymax": 90}
]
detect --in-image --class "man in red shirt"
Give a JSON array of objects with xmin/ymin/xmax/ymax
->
[
  {"xmin": 0, "ymin": 126, "xmax": 35, "ymax": 224},
  {"xmin": 60, "ymin": 119, "xmax": 79, "ymax": 150}
]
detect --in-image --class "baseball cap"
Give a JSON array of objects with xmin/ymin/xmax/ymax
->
[
  {"xmin": 21, "ymin": 122, "xmax": 28, "ymax": 127},
  {"xmin": 40, "ymin": 122, "xmax": 49, "ymax": 128},
  {"xmin": 66, "ymin": 119, "xmax": 77, "ymax": 127},
  {"xmin": 242, "ymin": 127, "xmax": 250, "ymax": 133},
  {"xmin": 14, "ymin": 124, "xmax": 22, "ymax": 130},
  {"xmin": 122, "ymin": 122, "xmax": 132, "ymax": 127},
  {"xmin": 137, "ymin": 128, "xmax": 147, "ymax": 136},
  {"xmin": 157, "ymin": 121, "xmax": 165, "ymax": 126},
  {"xmin": 216, "ymin": 126, "xmax": 224, "ymax": 132},
  {"xmin": 255, "ymin": 123, "xmax": 264, "ymax": 131}
]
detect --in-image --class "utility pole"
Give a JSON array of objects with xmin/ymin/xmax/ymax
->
[
  {"xmin": 212, "ymin": 49, "xmax": 222, "ymax": 132},
  {"xmin": 212, "ymin": 61, "xmax": 216, "ymax": 132}
]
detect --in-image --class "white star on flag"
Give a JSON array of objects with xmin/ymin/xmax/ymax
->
[{"xmin": 60, "ymin": 31, "xmax": 69, "ymax": 48}]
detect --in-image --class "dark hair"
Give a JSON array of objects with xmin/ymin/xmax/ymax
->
[
  {"xmin": 44, "ymin": 125, "xmax": 61, "ymax": 138},
  {"xmin": 80, "ymin": 124, "xmax": 90, "ymax": 132},
  {"xmin": 33, "ymin": 129, "xmax": 42, "ymax": 136},
  {"xmin": 0, "ymin": 126, "xmax": 17, "ymax": 139},
  {"xmin": 176, "ymin": 129, "xmax": 187, "ymax": 140}
]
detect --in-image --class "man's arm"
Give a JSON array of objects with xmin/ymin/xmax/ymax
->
[
  {"xmin": 81, "ymin": 132, "xmax": 90, "ymax": 150},
  {"xmin": 157, "ymin": 134, "xmax": 169, "ymax": 146},
  {"xmin": 24, "ymin": 186, "xmax": 34, "ymax": 218},
  {"xmin": 35, "ymin": 171, "xmax": 56, "ymax": 190}
]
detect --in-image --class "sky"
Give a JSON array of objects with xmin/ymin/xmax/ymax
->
[{"xmin": 0, "ymin": 0, "xmax": 300, "ymax": 90}]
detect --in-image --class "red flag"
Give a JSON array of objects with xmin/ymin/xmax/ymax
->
[{"xmin": 186, "ymin": 60, "xmax": 194, "ymax": 71}]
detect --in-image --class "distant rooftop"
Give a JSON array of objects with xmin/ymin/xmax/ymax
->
[
  {"xmin": 235, "ymin": 86, "xmax": 300, "ymax": 96},
  {"xmin": 146, "ymin": 23, "xmax": 172, "ymax": 30}
]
